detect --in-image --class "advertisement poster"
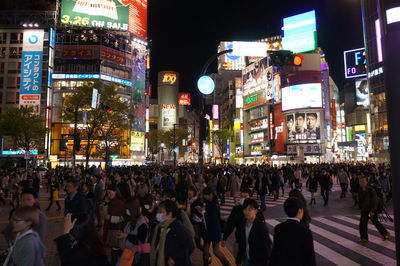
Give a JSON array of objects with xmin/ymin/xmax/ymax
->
[
  {"xmin": 178, "ymin": 93, "xmax": 191, "ymax": 105},
  {"xmin": 60, "ymin": 0, "xmax": 129, "ymax": 31},
  {"xmin": 131, "ymin": 131, "xmax": 145, "ymax": 151},
  {"xmin": 162, "ymin": 104, "xmax": 176, "ymax": 128},
  {"xmin": 128, "ymin": 0, "xmax": 147, "ymax": 40},
  {"xmin": 243, "ymin": 59, "xmax": 273, "ymax": 98},
  {"xmin": 355, "ymin": 78, "xmax": 369, "ymax": 107},
  {"xmin": 131, "ymin": 41, "xmax": 147, "ymax": 132},
  {"xmin": 286, "ymin": 111, "xmax": 321, "ymax": 143},
  {"xmin": 281, "ymin": 83, "xmax": 322, "ymax": 111},
  {"xmin": 19, "ymin": 29, "xmax": 44, "ymax": 114}
]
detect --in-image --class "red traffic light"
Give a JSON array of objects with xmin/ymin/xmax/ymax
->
[{"xmin": 293, "ymin": 54, "xmax": 304, "ymax": 66}]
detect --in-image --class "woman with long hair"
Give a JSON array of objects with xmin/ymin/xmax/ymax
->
[
  {"xmin": 306, "ymin": 171, "xmax": 318, "ymax": 205},
  {"xmin": 45, "ymin": 177, "xmax": 61, "ymax": 211},
  {"xmin": 115, "ymin": 199, "xmax": 151, "ymax": 265},
  {"xmin": 54, "ymin": 213, "xmax": 109, "ymax": 266}
]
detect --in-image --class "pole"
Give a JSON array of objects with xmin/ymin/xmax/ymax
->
[
  {"xmin": 381, "ymin": 2, "xmax": 400, "ymax": 264},
  {"xmin": 173, "ymin": 123, "xmax": 176, "ymax": 167}
]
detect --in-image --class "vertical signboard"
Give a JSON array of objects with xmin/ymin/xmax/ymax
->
[
  {"xmin": 161, "ymin": 104, "xmax": 176, "ymax": 128},
  {"xmin": 128, "ymin": 0, "xmax": 148, "ymax": 40},
  {"xmin": 20, "ymin": 29, "xmax": 44, "ymax": 114}
]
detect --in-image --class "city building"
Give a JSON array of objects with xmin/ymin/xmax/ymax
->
[
  {"xmin": 361, "ymin": 0, "xmax": 389, "ymax": 161},
  {"xmin": 0, "ymin": 10, "xmax": 57, "ymax": 161}
]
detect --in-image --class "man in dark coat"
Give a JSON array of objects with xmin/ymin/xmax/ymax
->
[
  {"xmin": 270, "ymin": 197, "xmax": 316, "ymax": 266},
  {"xmin": 254, "ymin": 170, "xmax": 269, "ymax": 211},
  {"xmin": 64, "ymin": 178, "xmax": 88, "ymax": 216},
  {"xmin": 236, "ymin": 199, "xmax": 272, "ymax": 266},
  {"xmin": 358, "ymin": 176, "xmax": 390, "ymax": 242}
]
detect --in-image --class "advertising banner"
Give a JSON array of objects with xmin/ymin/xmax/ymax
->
[
  {"xmin": 178, "ymin": 93, "xmax": 191, "ymax": 105},
  {"xmin": 19, "ymin": 29, "xmax": 44, "ymax": 113},
  {"xmin": 60, "ymin": 0, "xmax": 129, "ymax": 31},
  {"xmin": 281, "ymin": 83, "xmax": 322, "ymax": 112},
  {"xmin": 286, "ymin": 111, "xmax": 321, "ymax": 143},
  {"xmin": 62, "ymin": 46, "xmax": 93, "ymax": 58},
  {"xmin": 128, "ymin": 0, "xmax": 147, "ymax": 39},
  {"xmin": 355, "ymin": 78, "xmax": 369, "ymax": 107},
  {"xmin": 100, "ymin": 46, "xmax": 126, "ymax": 64},
  {"xmin": 282, "ymin": 10, "xmax": 317, "ymax": 53},
  {"xmin": 218, "ymin": 42, "xmax": 246, "ymax": 71},
  {"xmin": 131, "ymin": 41, "xmax": 147, "ymax": 132},
  {"xmin": 287, "ymin": 143, "xmax": 321, "ymax": 155},
  {"xmin": 344, "ymin": 48, "xmax": 367, "ymax": 79},
  {"xmin": 161, "ymin": 104, "xmax": 176, "ymax": 128},
  {"xmin": 131, "ymin": 131, "xmax": 144, "ymax": 151}
]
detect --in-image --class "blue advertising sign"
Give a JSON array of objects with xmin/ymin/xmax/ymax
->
[
  {"xmin": 20, "ymin": 51, "xmax": 43, "ymax": 94},
  {"xmin": 282, "ymin": 10, "xmax": 317, "ymax": 53}
]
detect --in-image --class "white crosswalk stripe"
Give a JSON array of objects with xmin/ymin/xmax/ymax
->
[
  {"xmin": 219, "ymin": 194, "xmax": 289, "ymax": 220},
  {"xmin": 265, "ymin": 215, "xmax": 396, "ymax": 266}
]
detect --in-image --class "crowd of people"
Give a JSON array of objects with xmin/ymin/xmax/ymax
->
[{"xmin": 0, "ymin": 162, "xmax": 393, "ymax": 266}]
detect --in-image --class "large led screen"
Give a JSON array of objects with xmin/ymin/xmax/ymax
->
[
  {"xmin": 282, "ymin": 83, "xmax": 322, "ymax": 112},
  {"xmin": 355, "ymin": 78, "xmax": 370, "ymax": 107},
  {"xmin": 60, "ymin": 0, "xmax": 129, "ymax": 31}
]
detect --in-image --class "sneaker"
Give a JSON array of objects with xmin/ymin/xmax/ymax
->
[{"xmin": 383, "ymin": 233, "xmax": 390, "ymax": 241}]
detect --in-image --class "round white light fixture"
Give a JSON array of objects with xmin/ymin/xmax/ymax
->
[{"xmin": 197, "ymin": 76, "xmax": 215, "ymax": 95}]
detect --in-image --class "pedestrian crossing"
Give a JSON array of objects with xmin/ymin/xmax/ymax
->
[{"xmin": 265, "ymin": 215, "xmax": 396, "ymax": 266}]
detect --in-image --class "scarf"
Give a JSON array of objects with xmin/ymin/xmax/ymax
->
[{"xmin": 150, "ymin": 218, "xmax": 176, "ymax": 266}]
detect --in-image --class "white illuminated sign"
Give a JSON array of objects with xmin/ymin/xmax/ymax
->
[
  {"xmin": 386, "ymin": 7, "xmax": 400, "ymax": 24},
  {"xmin": 197, "ymin": 76, "xmax": 215, "ymax": 95},
  {"xmin": 231, "ymin": 41, "xmax": 267, "ymax": 57}
]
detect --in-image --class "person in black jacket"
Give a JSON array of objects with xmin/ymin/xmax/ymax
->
[
  {"xmin": 318, "ymin": 170, "xmax": 331, "ymax": 206},
  {"xmin": 270, "ymin": 197, "xmax": 316, "ymax": 266},
  {"xmin": 222, "ymin": 189, "xmax": 265, "ymax": 257},
  {"xmin": 236, "ymin": 199, "xmax": 272, "ymax": 266},
  {"xmin": 64, "ymin": 179, "xmax": 88, "ymax": 216},
  {"xmin": 54, "ymin": 213, "xmax": 110, "ymax": 266},
  {"xmin": 113, "ymin": 172, "xmax": 131, "ymax": 201},
  {"xmin": 200, "ymin": 187, "xmax": 230, "ymax": 266},
  {"xmin": 254, "ymin": 170, "xmax": 269, "ymax": 211}
]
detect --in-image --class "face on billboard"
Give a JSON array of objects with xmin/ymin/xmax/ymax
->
[
  {"xmin": 287, "ymin": 112, "xmax": 320, "ymax": 142},
  {"xmin": 355, "ymin": 79, "xmax": 369, "ymax": 107}
]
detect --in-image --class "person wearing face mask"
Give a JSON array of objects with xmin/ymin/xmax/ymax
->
[
  {"xmin": 115, "ymin": 199, "xmax": 151, "ymax": 265},
  {"xmin": 150, "ymin": 199, "xmax": 194, "ymax": 266},
  {"xmin": 54, "ymin": 213, "xmax": 110, "ymax": 266},
  {"xmin": 222, "ymin": 189, "xmax": 264, "ymax": 258}
]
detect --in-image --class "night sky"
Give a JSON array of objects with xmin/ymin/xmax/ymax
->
[{"xmin": 148, "ymin": 0, "xmax": 364, "ymax": 106}]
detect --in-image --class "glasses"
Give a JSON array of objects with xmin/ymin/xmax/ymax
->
[{"xmin": 12, "ymin": 217, "xmax": 25, "ymax": 223}]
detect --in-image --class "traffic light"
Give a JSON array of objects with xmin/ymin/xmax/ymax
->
[{"xmin": 269, "ymin": 51, "xmax": 303, "ymax": 67}]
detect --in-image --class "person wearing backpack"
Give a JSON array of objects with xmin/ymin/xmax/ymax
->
[{"xmin": 358, "ymin": 175, "xmax": 390, "ymax": 242}]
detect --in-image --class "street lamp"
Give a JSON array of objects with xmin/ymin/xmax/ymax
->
[{"xmin": 160, "ymin": 142, "xmax": 165, "ymax": 164}]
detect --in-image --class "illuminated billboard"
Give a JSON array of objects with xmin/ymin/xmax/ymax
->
[
  {"xmin": 161, "ymin": 104, "xmax": 176, "ymax": 128},
  {"xmin": 178, "ymin": 93, "xmax": 191, "ymax": 105},
  {"xmin": 131, "ymin": 131, "xmax": 144, "ymax": 151},
  {"xmin": 281, "ymin": 83, "xmax": 322, "ymax": 112},
  {"xmin": 19, "ymin": 29, "xmax": 44, "ymax": 114},
  {"xmin": 128, "ymin": 0, "xmax": 147, "ymax": 39},
  {"xmin": 60, "ymin": 0, "xmax": 129, "ymax": 31},
  {"xmin": 218, "ymin": 42, "xmax": 246, "ymax": 71},
  {"xmin": 286, "ymin": 111, "xmax": 321, "ymax": 143},
  {"xmin": 231, "ymin": 41, "xmax": 267, "ymax": 57},
  {"xmin": 242, "ymin": 58, "xmax": 273, "ymax": 109},
  {"xmin": 355, "ymin": 78, "xmax": 369, "ymax": 107},
  {"xmin": 344, "ymin": 48, "xmax": 367, "ymax": 79},
  {"xmin": 282, "ymin": 10, "xmax": 317, "ymax": 53}
]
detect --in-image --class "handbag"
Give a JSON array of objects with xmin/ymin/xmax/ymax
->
[{"xmin": 117, "ymin": 249, "xmax": 136, "ymax": 266}]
